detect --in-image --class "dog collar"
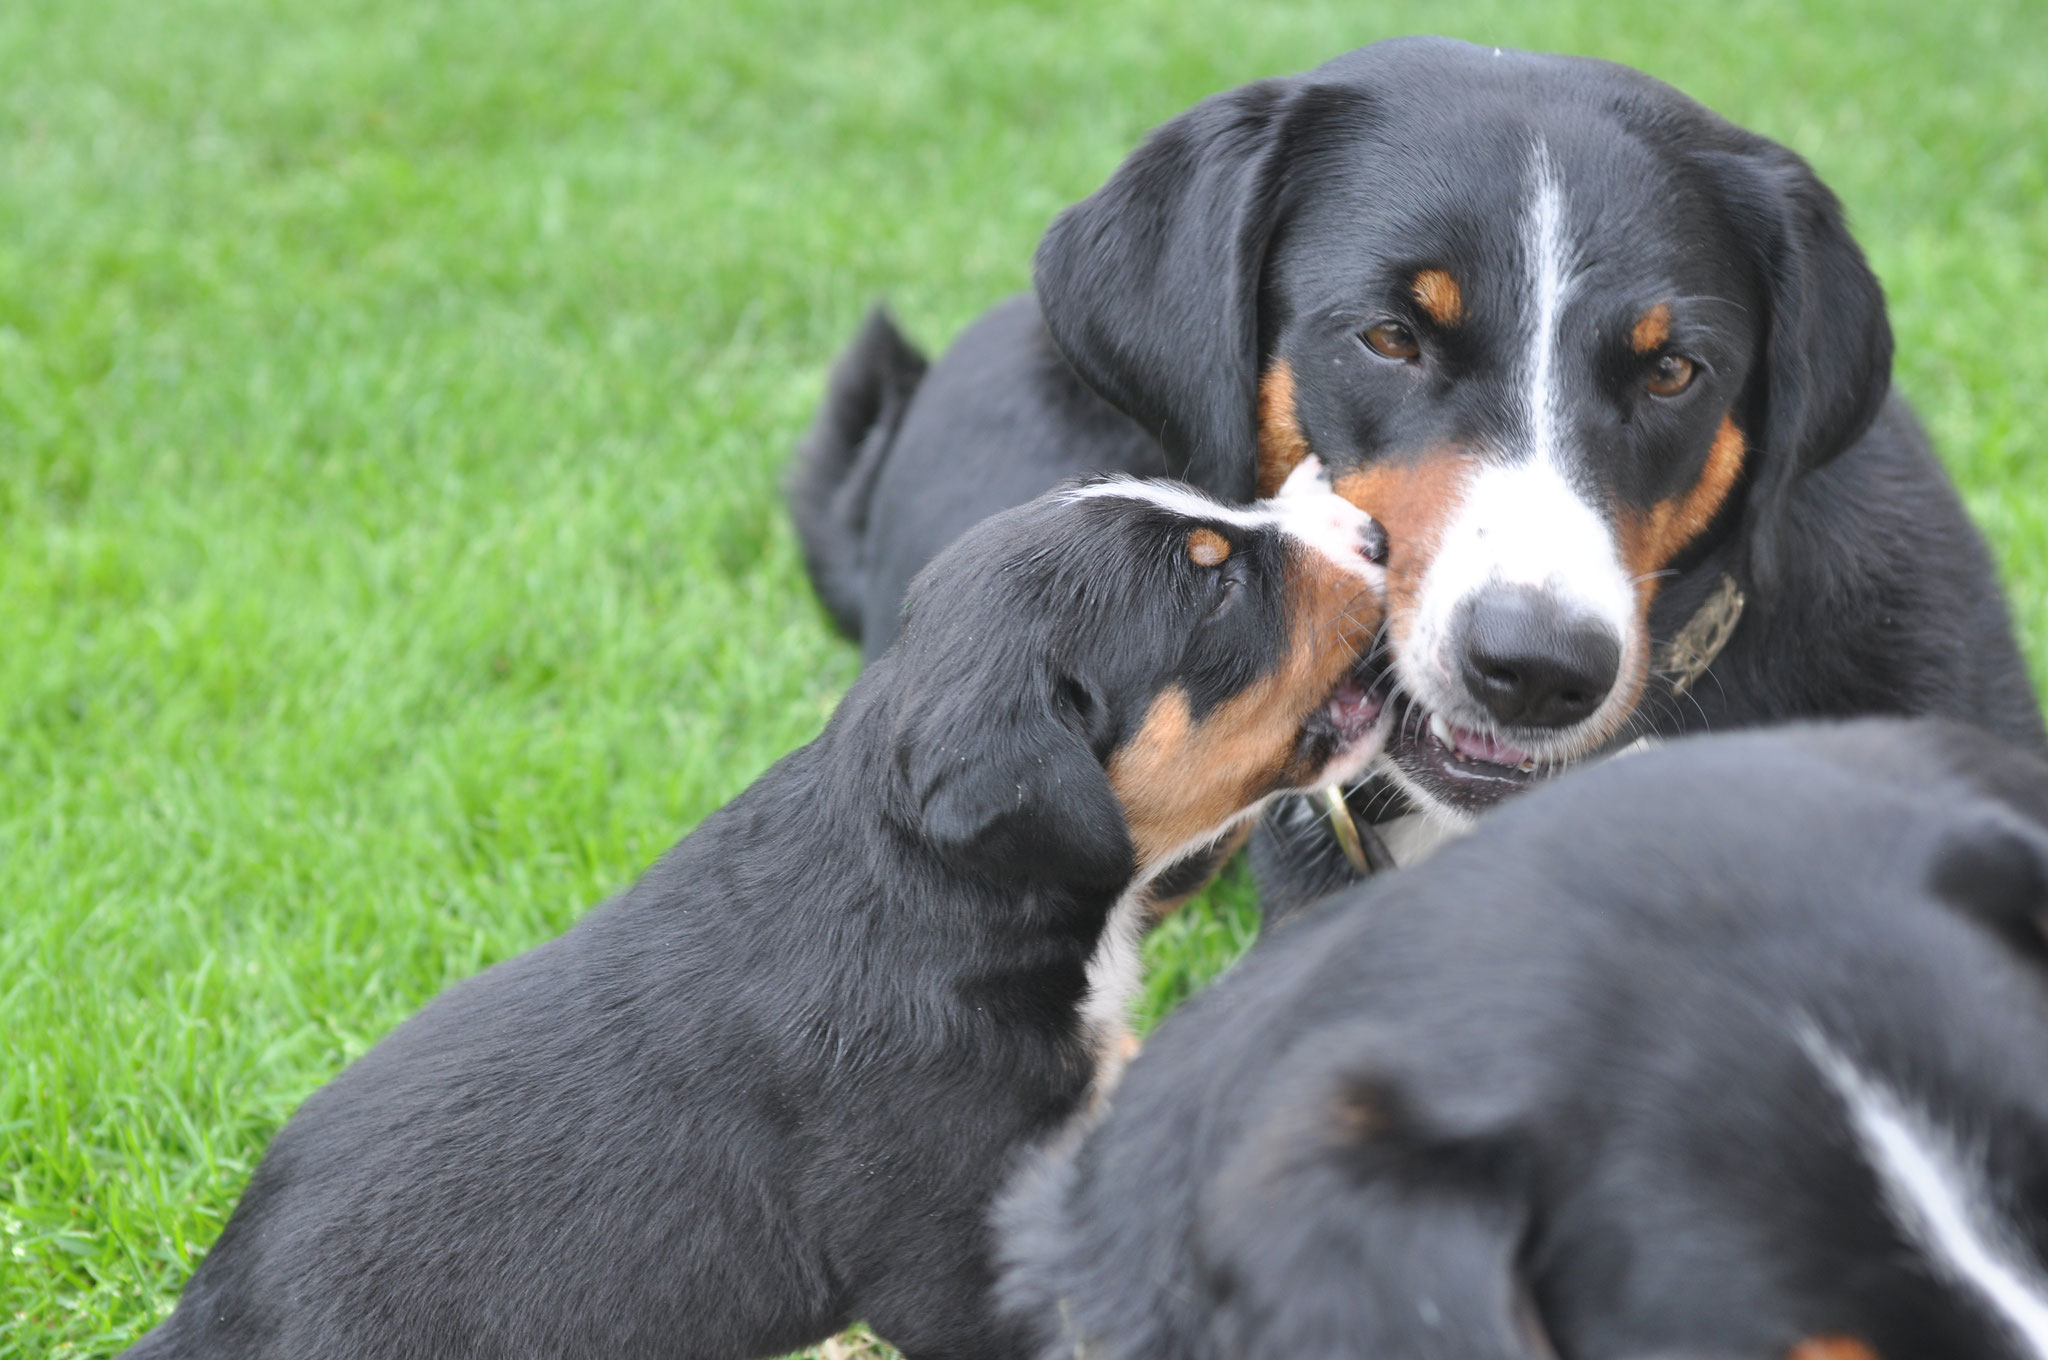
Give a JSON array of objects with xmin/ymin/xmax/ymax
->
[
  {"xmin": 1318, "ymin": 573, "xmax": 1745, "ymax": 878},
  {"xmin": 1657, "ymin": 572, "xmax": 1745, "ymax": 697},
  {"xmin": 1319, "ymin": 784, "xmax": 1395, "ymax": 876}
]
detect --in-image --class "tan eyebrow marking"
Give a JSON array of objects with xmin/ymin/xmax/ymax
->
[
  {"xmin": 1187, "ymin": 528, "xmax": 1231, "ymax": 566},
  {"xmin": 1787, "ymin": 1334, "xmax": 1881, "ymax": 1360},
  {"xmin": 1411, "ymin": 269, "xmax": 1464, "ymax": 326},
  {"xmin": 1631, "ymin": 302, "xmax": 1673, "ymax": 354}
]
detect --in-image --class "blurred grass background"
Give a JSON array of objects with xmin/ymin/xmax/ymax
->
[{"xmin": 2, "ymin": 0, "xmax": 2044, "ymax": 1352}]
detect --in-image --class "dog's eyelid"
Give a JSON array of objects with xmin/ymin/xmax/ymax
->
[
  {"xmin": 1358, "ymin": 319, "xmax": 1423, "ymax": 363},
  {"xmin": 1199, "ymin": 559, "xmax": 1250, "ymax": 622}
]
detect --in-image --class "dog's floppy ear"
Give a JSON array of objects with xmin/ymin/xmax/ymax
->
[
  {"xmin": 1033, "ymin": 78, "xmax": 1308, "ymax": 500},
  {"xmin": 896, "ymin": 665, "xmax": 1135, "ymax": 893},
  {"xmin": 1709, "ymin": 140, "xmax": 1893, "ymax": 594},
  {"xmin": 1198, "ymin": 1060, "xmax": 1557, "ymax": 1360},
  {"xmin": 1926, "ymin": 805, "xmax": 2048, "ymax": 967}
]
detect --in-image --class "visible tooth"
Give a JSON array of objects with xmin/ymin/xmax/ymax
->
[
  {"xmin": 1518, "ymin": 759, "xmax": 1537, "ymax": 773},
  {"xmin": 1428, "ymin": 712, "xmax": 1454, "ymax": 747}
]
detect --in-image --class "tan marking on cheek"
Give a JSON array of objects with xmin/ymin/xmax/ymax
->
[
  {"xmin": 1108, "ymin": 687, "xmax": 1193, "ymax": 817},
  {"xmin": 1411, "ymin": 269, "xmax": 1464, "ymax": 326},
  {"xmin": 1631, "ymin": 301, "xmax": 1673, "ymax": 354},
  {"xmin": 1187, "ymin": 527, "xmax": 1231, "ymax": 567},
  {"xmin": 1618, "ymin": 413, "xmax": 1747, "ymax": 588},
  {"xmin": 1257, "ymin": 361, "xmax": 1311, "ymax": 497},
  {"xmin": 1106, "ymin": 551, "xmax": 1385, "ymax": 866},
  {"xmin": 1787, "ymin": 1338, "xmax": 1880, "ymax": 1360},
  {"xmin": 1334, "ymin": 454, "xmax": 1476, "ymax": 650}
]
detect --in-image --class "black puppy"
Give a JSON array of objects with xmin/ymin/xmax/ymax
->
[
  {"xmin": 999, "ymin": 720, "xmax": 2048, "ymax": 1360},
  {"xmin": 124, "ymin": 465, "xmax": 1389, "ymax": 1360},
  {"xmin": 790, "ymin": 37, "xmax": 2044, "ymax": 903}
]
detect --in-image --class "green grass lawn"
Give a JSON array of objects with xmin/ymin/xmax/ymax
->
[{"xmin": 3, "ymin": 0, "xmax": 2044, "ymax": 1353}]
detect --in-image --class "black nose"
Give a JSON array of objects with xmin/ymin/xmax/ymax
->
[{"xmin": 1455, "ymin": 586, "xmax": 1621, "ymax": 730}]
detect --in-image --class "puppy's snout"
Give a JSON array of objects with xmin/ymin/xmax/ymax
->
[{"xmin": 1454, "ymin": 585, "xmax": 1619, "ymax": 730}]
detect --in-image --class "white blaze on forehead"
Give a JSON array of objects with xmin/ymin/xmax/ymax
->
[
  {"xmin": 1524, "ymin": 140, "xmax": 1578, "ymax": 471},
  {"xmin": 1803, "ymin": 1029, "xmax": 2048, "ymax": 1358},
  {"xmin": 1063, "ymin": 459, "xmax": 1381, "ymax": 582}
]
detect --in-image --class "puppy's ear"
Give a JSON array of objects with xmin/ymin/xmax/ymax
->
[
  {"xmin": 1034, "ymin": 79, "xmax": 1310, "ymax": 500},
  {"xmin": 897, "ymin": 669, "xmax": 1135, "ymax": 893},
  {"xmin": 1199, "ymin": 1067, "xmax": 1557, "ymax": 1360},
  {"xmin": 1708, "ymin": 140, "xmax": 1893, "ymax": 594},
  {"xmin": 1926, "ymin": 808, "xmax": 2048, "ymax": 966}
]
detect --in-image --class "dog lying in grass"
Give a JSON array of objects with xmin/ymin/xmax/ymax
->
[
  {"xmin": 999, "ymin": 719, "xmax": 2048, "ymax": 1360},
  {"xmin": 123, "ymin": 462, "xmax": 1387, "ymax": 1360}
]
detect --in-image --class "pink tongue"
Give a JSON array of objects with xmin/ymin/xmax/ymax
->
[
  {"xmin": 1330, "ymin": 684, "xmax": 1384, "ymax": 733},
  {"xmin": 1451, "ymin": 723, "xmax": 1529, "ymax": 766}
]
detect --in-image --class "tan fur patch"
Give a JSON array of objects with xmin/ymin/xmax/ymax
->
[
  {"xmin": 1107, "ymin": 549, "xmax": 1382, "ymax": 866},
  {"xmin": 1619, "ymin": 413, "xmax": 1747, "ymax": 588},
  {"xmin": 1187, "ymin": 527, "xmax": 1231, "ymax": 567},
  {"xmin": 1411, "ymin": 269, "xmax": 1464, "ymax": 326},
  {"xmin": 1257, "ymin": 361, "xmax": 1312, "ymax": 497},
  {"xmin": 1331, "ymin": 1079, "xmax": 1391, "ymax": 1141},
  {"xmin": 1787, "ymin": 1339, "xmax": 1880, "ymax": 1360},
  {"xmin": 1631, "ymin": 302, "xmax": 1673, "ymax": 354},
  {"xmin": 1334, "ymin": 454, "xmax": 1477, "ymax": 651}
]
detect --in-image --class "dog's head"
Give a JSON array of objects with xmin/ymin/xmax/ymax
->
[
  {"xmin": 1187, "ymin": 723, "xmax": 2048, "ymax": 1360},
  {"xmin": 1035, "ymin": 37, "xmax": 1891, "ymax": 819},
  {"xmin": 883, "ymin": 462, "xmax": 1388, "ymax": 893}
]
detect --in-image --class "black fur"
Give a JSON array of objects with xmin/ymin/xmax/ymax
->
[
  {"xmin": 998, "ymin": 720, "xmax": 2048, "ymax": 1359},
  {"xmin": 797, "ymin": 296, "xmax": 1168, "ymax": 654},
  {"xmin": 787, "ymin": 36, "xmax": 2043, "ymax": 907},
  {"xmin": 787, "ymin": 304, "xmax": 930, "ymax": 637},
  {"xmin": 122, "ymin": 481, "xmax": 1377, "ymax": 1360}
]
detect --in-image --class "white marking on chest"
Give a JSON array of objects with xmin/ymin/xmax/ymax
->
[
  {"xmin": 1804, "ymin": 1030, "xmax": 2048, "ymax": 1357},
  {"xmin": 1080, "ymin": 886, "xmax": 1148, "ymax": 1059},
  {"xmin": 1078, "ymin": 798, "xmax": 1291, "ymax": 1092}
]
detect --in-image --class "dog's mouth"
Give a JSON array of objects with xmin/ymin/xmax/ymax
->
[
  {"xmin": 1297, "ymin": 658, "xmax": 1394, "ymax": 789},
  {"xmin": 1379, "ymin": 692, "xmax": 1547, "ymax": 814}
]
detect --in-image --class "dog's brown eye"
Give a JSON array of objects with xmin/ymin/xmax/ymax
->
[
  {"xmin": 1646, "ymin": 353, "xmax": 1697, "ymax": 397},
  {"xmin": 1360, "ymin": 322, "xmax": 1420, "ymax": 362}
]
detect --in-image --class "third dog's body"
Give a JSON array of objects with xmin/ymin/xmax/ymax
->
[{"xmin": 1001, "ymin": 721, "xmax": 2048, "ymax": 1359}]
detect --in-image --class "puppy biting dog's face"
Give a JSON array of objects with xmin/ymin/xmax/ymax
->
[{"xmin": 894, "ymin": 461, "xmax": 1388, "ymax": 893}]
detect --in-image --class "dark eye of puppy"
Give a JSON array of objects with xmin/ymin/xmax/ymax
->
[
  {"xmin": 1645, "ymin": 352, "xmax": 1699, "ymax": 397},
  {"xmin": 1202, "ymin": 555, "xmax": 1249, "ymax": 623},
  {"xmin": 1359, "ymin": 321, "xmax": 1420, "ymax": 362}
]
